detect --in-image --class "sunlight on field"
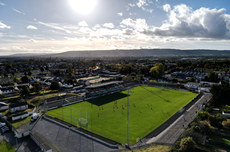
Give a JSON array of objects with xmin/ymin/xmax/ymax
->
[{"xmin": 47, "ymin": 86, "xmax": 197, "ymax": 144}]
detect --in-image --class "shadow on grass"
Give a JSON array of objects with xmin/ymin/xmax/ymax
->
[
  {"xmin": 140, "ymin": 86, "xmax": 171, "ymax": 102},
  {"xmin": 86, "ymin": 92, "xmax": 128, "ymax": 106}
]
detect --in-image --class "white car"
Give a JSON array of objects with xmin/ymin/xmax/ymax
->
[
  {"xmin": 31, "ymin": 113, "xmax": 40, "ymax": 122},
  {"xmin": 0, "ymin": 122, "xmax": 6, "ymax": 128}
]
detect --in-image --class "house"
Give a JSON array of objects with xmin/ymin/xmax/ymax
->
[
  {"xmin": 11, "ymin": 112, "xmax": 29, "ymax": 121},
  {"xmin": 15, "ymin": 83, "xmax": 31, "ymax": 90},
  {"xmin": 9, "ymin": 102, "xmax": 28, "ymax": 113},
  {"xmin": 0, "ymin": 87, "xmax": 15, "ymax": 95},
  {"xmin": 14, "ymin": 123, "xmax": 30, "ymax": 138},
  {"xmin": 184, "ymin": 82, "xmax": 200, "ymax": 90},
  {"xmin": 0, "ymin": 102, "xmax": 9, "ymax": 111}
]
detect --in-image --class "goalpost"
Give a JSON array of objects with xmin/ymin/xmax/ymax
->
[{"xmin": 78, "ymin": 111, "xmax": 88, "ymax": 128}]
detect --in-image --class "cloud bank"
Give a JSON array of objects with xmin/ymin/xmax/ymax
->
[
  {"xmin": 1, "ymin": 4, "xmax": 230, "ymax": 55},
  {"xmin": 144, "ymin": 4, "xmax": 230, "ymax": 39}
]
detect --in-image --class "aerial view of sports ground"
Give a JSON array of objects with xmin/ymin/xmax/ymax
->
[{"xmin": 47, "ymin": 86, "xmax": 197, "ymax": 145}]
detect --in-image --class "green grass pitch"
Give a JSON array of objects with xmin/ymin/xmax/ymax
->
[{"xmin": 46, "ymin": 86, "xmax": 197, "ymax": 145}]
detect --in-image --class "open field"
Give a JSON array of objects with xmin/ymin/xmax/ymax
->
[
  {"xmin": 0, "ymin": 138, "xmax": 15, "ymax": 152},
  {"xmin": 47, "ymin": 86, "xmax": 197, "ymax": 145}
]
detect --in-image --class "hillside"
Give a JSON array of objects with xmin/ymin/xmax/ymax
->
[
  {"xmin": 8, "ymin": 49, "xmax": 230, "ymax": 58},
  {"xmin": 52, "ymin": 49, "xmax": 230, "ymax": 58}
]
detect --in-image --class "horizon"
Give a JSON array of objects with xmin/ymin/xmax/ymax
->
[
  {"xmin": 2, "ymin": 48, "xmax": 230, "ymax": 57},
  {"xmin": 1, "ymin": 0, "xmax": 230, "ymax": 55}
]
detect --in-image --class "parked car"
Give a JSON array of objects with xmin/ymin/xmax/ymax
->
[
  {"xmin": 0, "ymin": 125, "xmax": 9, "ymax": 134},
  {"xmin": 31, "ymin": 113, "xmax": 39, "ymax": 122},
  {"xmin": 0, "ymin": 122, "xmax": 6, "ymax": 127}
]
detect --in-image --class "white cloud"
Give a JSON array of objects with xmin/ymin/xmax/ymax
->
[
  {"xmin": 28, "ymin": 39, "xmax": 37, "ymax": 43},
  {"xmin": 0, "ymin": 2, "xmax": 5, "ymax": 6},
  {"xmin": 137, "ymin": 0, "xmax": 147, "ymax": 8},
  {"xmin": 163, "ymin": 4, "xmax": 171, "ymax": 12},
  {"xmin": 12, "ymin": 8, "xmax": 25, "ymax": 15},
  {"xmin": 128, "ymin": 3, "xmax": 136, "ymax": 7},
  {"xmin": 117, "ymin": 12, "xmax": 123, "ymax": 16},
  {"xmin": 121, "ymin": 18, "xmax": 148, "ymax": 31},
  {"xmin": 128, "ymin": 0, "xmax": 153, "ymax": 13},
  {"xmin": 27, "ymin": 25, "xmax": 37, "ymax": 30},
  {"xmin": 38, "ymin": 21, "xmax": 71, "ymax": 33},
  {"xmin": 92, "ymin": 24, "xmax": 101, "ymax": 30},
  {"xmin": 3, "ymin": 4, "xmax": 230, "ymax": 55},
  {"xmin": 144, "ymin": 4, "xmax": 230, "ymax": 39},
  {"xmin": 0, "ymin": 21, "xmax": 11, "ymax": 29},
  {"xmin": 78, "ymin": 21, "xmax": 88, "ymax": 27},
  {"xmin": 103, "ymin": 23, "xmax": 114, "ymax": 29}
]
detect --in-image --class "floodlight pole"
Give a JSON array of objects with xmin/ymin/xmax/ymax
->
[
  {"xmin": 42, "ymin": 83, "xmax": 46, "ymax": 113},
  {"xmin": 126, "ymin": 89, "xmax": 129, "ymax": 147}
]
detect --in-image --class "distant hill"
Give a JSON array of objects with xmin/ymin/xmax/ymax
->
[
  {"xmin": 52, "ymin": 49, "xmax": 230, "ymax": 58},
  {"xmin": 9, "ymin": 53, "xmax": 50, "ymax": 57},
  {"xmin": 8, "ymin": 49, "xmax": 230, "ymax": 58}
]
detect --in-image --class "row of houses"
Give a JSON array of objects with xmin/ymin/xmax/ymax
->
[
  {"xmin": 0, "ymin": 83, "xmax": 31, "ymax": 95},
  {"xmin": 183, "ymin": 81, "xmax": 220, "ymax": 92},
  {"xmin": 0, "ymin": 101, "xmax": 28, "ymax": 113},
  {"xmin": 165, "ymin": 70, "xmax": 208, "ymax": 82}
]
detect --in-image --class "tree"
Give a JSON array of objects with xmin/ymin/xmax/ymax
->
[
  {"xmin": 179, "ymin": 137, "xmax": 196, "ymax": 152},
  {"xmin": 28, "ymin": 71, "xmax": 32, "ymax": 77},
  {"xmin": 45, "ymin": 66, "xmax": 49, "ymax": 72},
  {"xmin": 210, "ymin": 84, "xmax": 230, "ymax": 106},
  {"xmin": 118, "ymin": 64, "xmax": 134, "ymax": 75},
  {"xmin": 197, "ymin": 111, "xmax": 210, "ymax": 121},
  {"xmin": 33, "ymin": 82, "xmax": 41, "ymax": 93},
  {"xmin": 122, "ymin": 75, "xmax": 134, "ymax": 82},
  {"xmin": 20, "ymin": 86, "xmax": 30, "ymax": 97},
  {"xmin": 50, "ymin": 81, "xmax": 60, "ymax": 90},
  {"xmin": 149, "ymin": 63, "xmax": 165, "ymax": 78},
  {"xmin": 13, "ymin": 77, "xmax": 18, "ymax": 83},
  {"xmin": 40, "ymin": 66, "xmax": 44, "ymax": 73},
  {"xmin": 205, "ymin": 72, "xmax": 219, "ymax": 82},
  {"xmin": 21, "ymin": 76, "xmax": 29, "ymax": 83}
]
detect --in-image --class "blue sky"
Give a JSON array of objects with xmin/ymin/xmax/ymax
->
[{"xmin": 0, "ymin": 0, "xmax": 230, "ymax": 55}]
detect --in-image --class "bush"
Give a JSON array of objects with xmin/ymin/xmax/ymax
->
[
  {"xmin": 50, "ymin": 81, "xmax": 60, "ymax": 90},
  {"xmin": 192, "ymin": 125, "xmax": 201, "ymax": 132},
  {"xmin": 20, "ymin": 85, "xmax": 30, "ymax": 97},
  {"xmin": 222, "ymin": 119, "xmax": 230, "ymax": 129},
  {"xmin": 199, "ymin": 121, "xmax": 212, "ymax": 135},
  {"xmin": 208, "ymin": 114, "xmax": 223, "ymax": 129},
  {"xmin": 179, "ymin": 137, "xmax": 196, "ymax": 152},
  {"xmin": 197, "ymin": 111, "xmax": 210, "ymax": 121}
]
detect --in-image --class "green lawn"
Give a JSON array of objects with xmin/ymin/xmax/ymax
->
[
  {"xmin": 0, "ymin": 139, "xmax": 15, "ymax": 152},
  {"xmin": 47, "ymin": 86, "xmax": 197, "ymax": 145},
  {"xmin": 0, "ymin": 95, "xmax": 20, "ymax": 101},
  {"xmin": 11, "ymin": 116, "xmax": 32, "ymax": 129}
]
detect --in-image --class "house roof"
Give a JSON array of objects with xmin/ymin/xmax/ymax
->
[
  {"xmin": 86, "ymin": 81, "xmax": 123, "ymax": 89},
  {"xmin": 9, "ymin": 102, "xmax": 28, "ymax": 108},
  {"xmin": 1, "ymin": 87, "xmax": 14, "ymax": 91},
  {"xmin": 12, "ymin": 112, "xmax": 27, "ymax": 117},
  {"xmin": 0, "ymin": 102, "xmax": 8, "ymax": 107}
]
